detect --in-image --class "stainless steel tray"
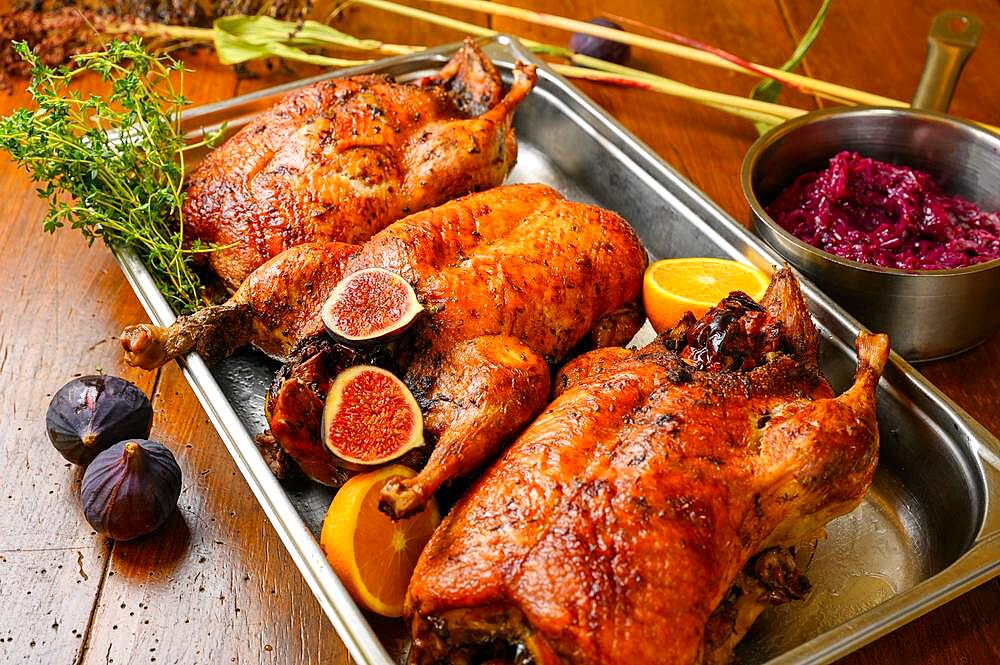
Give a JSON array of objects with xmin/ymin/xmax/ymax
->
[{"xmin": 115, "ymin": 36, "xmax": 1000, "ymax": 665}]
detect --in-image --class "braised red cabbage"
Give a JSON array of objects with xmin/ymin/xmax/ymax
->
[{"xmin": 766, "ymin": 151, "xmax": 1000, "ymax": 270}]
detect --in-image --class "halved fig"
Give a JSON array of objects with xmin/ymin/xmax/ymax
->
[
  {"xmin": 321, "ymin": 268, "xmax": 423, "ymax": 344},
  {"xmin": 323, "ymin": 365, "xmax": 424, "ymax": 468}
]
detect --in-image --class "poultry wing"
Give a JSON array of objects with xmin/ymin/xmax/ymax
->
[
  {"xmin": 183, "ymin": 39, "xmax": 536, "ymax": 289},
  {"xmin": 405, "ymin": 268, "xmax": 890, "ymax": 665}
]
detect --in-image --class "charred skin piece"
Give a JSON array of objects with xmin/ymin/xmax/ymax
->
[
  {"xmin": 120, "ymin": 242, "xmax": 359, "ymax": 369},
  {"xmin": 405, "ymin": 268, "xmax": 890, "ymax": 665},
  {"xmin": 184, "ymin": 39, "xmax": 537, "ymax": 289},
  {"xmin": 266, "ymin": 184, "xmax": 647, "ymax": 514}
]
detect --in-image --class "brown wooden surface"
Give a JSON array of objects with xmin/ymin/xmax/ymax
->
[{"xmin": 1, "ymin": 1, "xmax": 998, "ymax": 663}]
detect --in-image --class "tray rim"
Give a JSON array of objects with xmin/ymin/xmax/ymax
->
[{"xmin": 113, "ymin": 34, "xmax": 1000, "ymax": 665}]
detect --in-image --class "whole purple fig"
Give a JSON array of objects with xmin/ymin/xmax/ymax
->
[
  {"xmin": 46, "ymin": 375, "xmax": 153, "ymax": 465},
  {"xmin": 568, "ymin": 18, "xmax": 631, "ymax": 65},
  {"xmin": 81, "ymin": 439, "xmax": 181, "ymax": 541}
]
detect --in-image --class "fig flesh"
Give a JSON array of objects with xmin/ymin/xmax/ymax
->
[
  {"xmin": 46, "ymin": 375, "xmax": 153, "ymax": 465},
  {"xmin": 323, "ymin": 366, "xmax": 424, "ymax": 468},
  {"xmin": 81, "ymin": 439, "xmax": 182, "ymax": 541},
  {"xmin": 265, "ymin": 335, "xmax": 386, "ymax": 486},
  {"xmin": 321, "ymin": 268, "xmax": 423, "ymax": 344}
]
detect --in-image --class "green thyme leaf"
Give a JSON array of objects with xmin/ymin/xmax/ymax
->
[{"xmin": 0, "ymin": 38, "xmax": 226, "ymax": 313}]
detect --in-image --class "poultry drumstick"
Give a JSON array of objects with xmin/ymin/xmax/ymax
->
[
  {"xmin": 183, "ymin": 39, "xmax": 536, "ymax": 289},
  {"xmin": 405, "ymin": 268, "xmax": 890, "ymax": 665},
  {"xmin": 121, "ymin": 241, "xmax": 358, "ymax": 369}
]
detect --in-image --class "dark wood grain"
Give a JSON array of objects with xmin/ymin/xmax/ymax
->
[
  {"xmin": 81, "ymin": 362, "xmax": 353, "ymax": 665},
  {"xmin": 0, "ymin": 1, "xmax": 997, "ymax": 664},
  {"xmin": 43, "ymin": 50, "xmax": 354, "ymax": 665},
  {"xmin": 0, "ymin": 73, "xmax": 159, "ymax": 663}
]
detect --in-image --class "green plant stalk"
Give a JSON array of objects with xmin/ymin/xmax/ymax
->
[
  {"xmin": 107, "ymin": 15, "xmax": 419, "ymax": 65},
  {"xmin": 552, "ymin": 64, "xmax": 797, "ymax": 126},
  {"xmin": 108, "ymin": 8, "xmax": 810, "ymax": 127},
  {"xmin": 0, "ymin": 39, "xmax": 226, "ymax": 313},
  {"xmin": 749, "ymin": 0, "xmax": 833, "ymax": 133},
  {"xmin": 414, "ymin": 0, "xmax": 905, "ymax": 107},
  {"xmin": 147, "ymin": 6, "xmax": 998, "ymax": 134},
  {"xmin": 349, "ymin": 0, "xmax": 999, "ymax": 134},
  {"xmin": 129, "ymin": 4, "xmax": 800, "ymax": 126},
  {"xmin": 346, "ymin": 0, "xmax": 800, "ymax": 127},
  {"xmin": 563, "ymin": 54, "xmax": 801, "ymax": 121},
  {"xmin": 343, "ymin": 0, "xmax": 568, "ymax": 54},
  {"xmin": 97, "ymin": 7, "xmax": 1000, "ymax": 134},
  {"xmin": 212, "ymin": 15, "xmax": 418, "ymax": 65}
]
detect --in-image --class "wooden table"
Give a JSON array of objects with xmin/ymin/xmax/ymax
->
[{"xmin": 1, "ymin": 1, "xmax": 998, "ymax": 663}]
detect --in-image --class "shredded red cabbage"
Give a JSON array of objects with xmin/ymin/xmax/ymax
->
[{"xmin": 766, "ymin": 151, "xmax": 1000, "ymax": 270}]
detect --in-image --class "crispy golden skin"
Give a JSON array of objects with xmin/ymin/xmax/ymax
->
[
  {"xmin": 183, "ymin": 40, "xmax": 537, "ymax": 289},
  {"xmin": 346, "ymin": 183, "xmax": 646, "ymax": 364},
  {"xmin": 405, "ymin": 270, "xmax": 890, "ymax": 665}
]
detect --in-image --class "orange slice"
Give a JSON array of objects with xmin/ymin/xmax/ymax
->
[
  {"xmin": 320, "ymin": 465, "xmax": 440, "ymax": 617},
  {"xmin": 643, "ymin": 258, "xmax": 770, "ymax": 333}
]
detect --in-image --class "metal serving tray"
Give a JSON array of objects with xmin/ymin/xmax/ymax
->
[{"xmin": 115, "ymin": 36, "xmax": 1000, "ymax": 665}]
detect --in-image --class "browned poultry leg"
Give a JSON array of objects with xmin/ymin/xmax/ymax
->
[
  {"xmin": 121, "ymin": 242, "xmax": 357, "ymax": 369},
  {"xmin": 753, "ymin": 330, "xmax": 891, "ymax": 549},
  {"xmin": 380, "ymin": 335, "xmax": 551, "ymax": 519},
  {"xmin": 121, "ymin": 303, "xmax": 253, "ymax": 370}
]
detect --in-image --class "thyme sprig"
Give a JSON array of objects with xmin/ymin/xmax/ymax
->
[{"xmin": 0, "ymin": 38, "xmax": 225, "ymax": 313}]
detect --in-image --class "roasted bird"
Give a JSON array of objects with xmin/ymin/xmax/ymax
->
[
  {"xmin": 269, "ymin": 183, "xmax": 647, "ymax": 515},
  {"xmin": 183, "ymin": 39, "xmax": 537, "ymax": 289},
  {"xmin": 406, "ymin": 269, "xmax": 890, "ymax": 665},
  {"xmin": 121, "ymin": 184, "xmax": 647, "ymax": 516}
]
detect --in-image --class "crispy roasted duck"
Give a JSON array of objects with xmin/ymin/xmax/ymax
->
[
  {"xmin": 183, "ymin": 39, "xmax": 536, "ymax": 289},
  {"xmin": 271, "ymin": 183, "xmax": 646, "ymax": 516},
  {"xmin": 121, "ymin": 184, "xmax": 647, "ymax": 517},
  {"xmin": 406, "ymin": 269, "xmax": 890, "ymax": 665}
]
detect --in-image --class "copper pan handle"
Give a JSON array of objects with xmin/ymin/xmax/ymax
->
[{"xmin": 911, "ymin": 11, "xmax": 982, "ymax": 112}]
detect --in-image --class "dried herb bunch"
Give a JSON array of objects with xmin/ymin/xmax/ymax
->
[
  {"xmin": 0, "ymin": 39, "xmax": 225, "ymax": 312},
  {"xmin": 0, "ymin": 8, "xmax": 123, "ymax": 92},
  {"xmin": 0, "ymin": 0, "xmax": 316, "ymax": 92}
]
